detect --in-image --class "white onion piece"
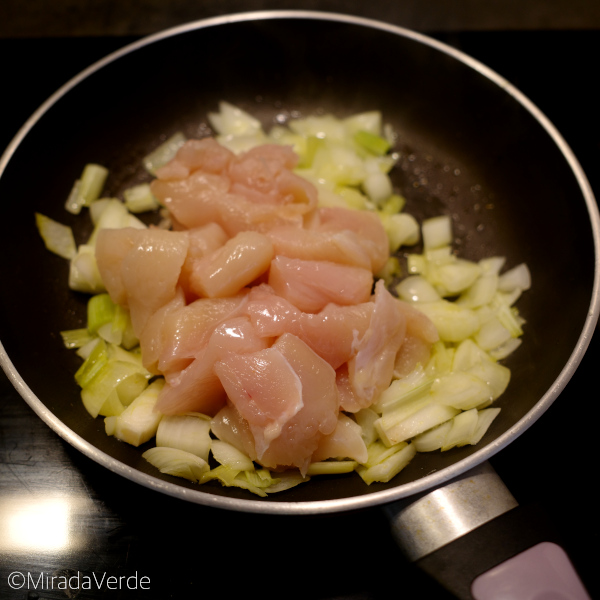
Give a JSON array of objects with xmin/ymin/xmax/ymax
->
[
  {"xmin": 498, "ymin": 263, "xmax": 531, "ymax": 292},
  {"xmin": 422, "ymin": 215, "xmax": 453, "ymax": 250}
]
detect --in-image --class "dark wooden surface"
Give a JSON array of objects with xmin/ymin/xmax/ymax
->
[
  {"xmin": 3, "ymin": 0, "xmax": 600, "ymax": 37},
  {"xmin": 1, "ymin": 29, "xmax": 599, "ymax": 599}
]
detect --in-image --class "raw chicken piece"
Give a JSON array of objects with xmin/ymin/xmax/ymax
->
[
  {"xmin": 95, "ymin": 227, "xmax": 142, "ymax": 307},
  {"xmin": 155, "ymin": 315, "xmax": 271, "ymax": 417},
  {"xmin": 314, "ymin": 206, "xmax": 389, "ymax": 273},
  {"xmin": 268, "ymin": 255, "xmax": 374, "ymax": 313},
  {"xmin": 393, "ymin": 299, "xmax": 440, "ymax": 377},
  {"xmin": 179, "ymin": 223, "xmax": 229, "ymax": 300},
  {"xmin": 245, "ymin": 285, "xmax": 373, "ymax": 369},
  {"xmin": 345, "ymin": 280, "xmax": 407, "ymax": 411},
  {"xmin": 213, "ymin": 333, "xmax": 339, "ymax": 473},
  {"xmin": 214, "ymin": 346, "xmax": 304, "ymax": 458},
  {"xmin": 271, "ymin": 168, "xmax": 319, "ymax": 209},
  {"xmin": 228, "ymin": 143, "xmax": 299, "ymax": 204},
  {"xmin": 211, "ymin": 404, "xmax": 257, "ymax": 459},
  {"xmin": 151, "ymin": 141, "xmax": 318, "ymax": 237},
  {"xmin": 157, "ymin": 292, "xmax": 249, "ymax": 375},
  {"xmin": 335, "ymin": 364, "xmax": 357, "ymax": 411},
  {"xmin": 215, "ymin": 194, "xmax": 309, "ymax": 237},
  {"xmin": 266, "ymin": 225, "xmax": 373, "ymax": 269},
  {"xmin": 189, "ymin": 230, "xmax": 274, "ymax": 298},
  {"xmin": 150, "ymin": 170, "xmax": 232, "ymax": 230},
  {"xmin": 394, "ymin": 334, "xmax": 435, "ymax": 378},
  {"xmin": 96, "ymin": 227, "xmax": 189, "ymax": 337},
  {"xmin": 138, "ymin": 287, "xmax": 186, "ymax": 374},
  {"xmin": 311, "ymin": 413, "xmax": 368, "ymax": 464},
  {"xmin": 155, "ymin": 138, "xmax": 235, "ymax": 181},
  {"xmin": 259, "ymin": 333, "xmax": 339, "ymax": 474}
]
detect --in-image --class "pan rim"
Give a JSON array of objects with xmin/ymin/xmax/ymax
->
[{"xmin": 1, "ymin": 9, "xmax": 599, "ymax": 515}]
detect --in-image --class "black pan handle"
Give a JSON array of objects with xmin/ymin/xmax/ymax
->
[{"xmin": 382, "ymin": 461, "xmax": 591, "ymax": 599}]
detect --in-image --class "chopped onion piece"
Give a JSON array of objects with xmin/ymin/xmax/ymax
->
[
  {"xmin": 123, "ymin": 183, "xmax": 160, "ymax": 213},
  {"xmin": 306, "ymin": 461, "xmax": 357, "ymax": 475},
  {"xmin": 383, "ymin": 213, "xmax": 420, "ymax": 252},
  {"xmin": 374, "ymin": 367, "xmax": 433, "ymax": 413},
  {"xmin": 357, "ymin": 442, "xmax": 416, "ymax": 484},
  {"xmin": 65, "ymin": 164, "xmax": 108, "ymax": 214},
  {"xmin": 354, "ymin": 130, "xmax": 391, "ymax": 156},
  {"xmin": 488, "ymin": 337, "xmax": 522, "ymax": 360},
  {"xmin": 431, "ymin": 259, "xmax": 483, "ymax": 295},
  {"xmin": 376, "ymin": 402, "xmax": 460, "ymax": 446},
  {"xmin": 353, "ymin": 408, "xmax": 380, "ymax": 446},
  {"xmin": 156, "ymin": 414, "xmax": 212, "ymax": 462},
  {"xmin": 143, "ymin": 132, "xmax": 186, "ymax": 175},
  {"xmin": 35, "ymin": 213, "xmax": 77, "ymax": 259},
  {"xmin": 104, "ymin": 379, "xmax": 164, "ymax": 446},
  {"xmin": 69, "ymin": 245, "xmax": 105, "ymax": 294},
  {"xmin": 415, "ymin": 300, "xmax": 480, "ymax": 342},
  {"xmin": 429, "ymin": 371, "xmax": 492, "ymax": 411},
  {"xmin": 362, "ymin": 171, "xmax": 393, "ymax": 203},
  {"xmin": 343, "ymin": 111, "xmax": 382, "ymax": 136},
  {"xmin": 81, "ymin": 360, "xmax": 151, "ymax": 418},
  {"xmin": 441, "ymin": 408, "xmax": 479, "ymax": 450},
  {"xmin": 211, "ymin": 439, "xmax": 255, "ymax": 472},
  {"xmin": 474, "ymin": 316, "xmax": 513, "ymax": 351},
  {"xmin": 60, "ymin": 328, "xmax": 94, "ymax": 350},
  {"xmin": 208, "ymin": 101, "xmax": 263, "ymax": 137},
  {"xmin": 412, "ymin": 421, "xmax": 453, "ymax": 452},
  {"xmin": 498, "ymin": 263, "xmax": 531, "ymax": 292},
  {"xmin": 456, "ymin": 273, "xmax": 499, "ymax": 308},
  {"xmin": 479, "ymin": 256, "xmax": 506, "ymax": 275},
  {"xmin": 262, "ymin": 471, "xmax": 308, "ymax": 494},
  {"xmin": 422, "ymin": 215, "xmax": 452, "ymax": 250},
  {"xmin": 469, "ymin": 407, "xmax": 501, "ymax": 445},
  {"xmin": 396, "ymin": 275, "xmax": 441, "ymax": 303},
  {"xmin": 142, "ymin": 447, "xmax": 209, "ymax": 482}
]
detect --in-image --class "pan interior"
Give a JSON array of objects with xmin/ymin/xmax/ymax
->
[{"xmin": 0, "ymin": 14, "xmax": 596, "ymax": 509}]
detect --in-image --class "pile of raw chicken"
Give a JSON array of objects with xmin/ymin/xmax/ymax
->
[{"xmin": 95, "ymin": 138, "xmax": 438, "ymax": 475}]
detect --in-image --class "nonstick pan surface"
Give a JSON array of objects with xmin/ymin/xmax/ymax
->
[{"xmin": 0, "ymin": 11, "xmax": 598, "ymax": 515}]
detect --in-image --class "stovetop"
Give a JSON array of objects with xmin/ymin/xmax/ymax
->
[{"xmin": 1, "ymin": 29, "xmax": 599, "ymax": 600}]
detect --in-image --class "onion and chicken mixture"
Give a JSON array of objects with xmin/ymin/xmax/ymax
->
[{"xmin": 36, "ymin": 103, "xmax": 531, "ymax": 496}]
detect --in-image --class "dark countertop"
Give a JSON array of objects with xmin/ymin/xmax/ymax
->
[{"xmin": 1, "ymin": 28, "xmax": 599, "ymax": 600}]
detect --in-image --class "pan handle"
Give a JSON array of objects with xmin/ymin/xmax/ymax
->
[{"xmin": 383, "ymin": 461, "xmax": 591, "ymax": 600}]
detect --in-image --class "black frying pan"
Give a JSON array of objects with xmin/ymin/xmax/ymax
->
[{"xmin": 0, "ymin": 11, "xmax": 598, "ymax": 598}]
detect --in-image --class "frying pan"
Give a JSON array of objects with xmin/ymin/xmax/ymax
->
[{"xmin": 0, "ymin": 10, "xmax": 598, "ymax": 599}]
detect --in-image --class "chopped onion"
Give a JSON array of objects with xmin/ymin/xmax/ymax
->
[
  {"xmin": 415, "ymin": 300, "xmax": 480, "ymax": 342},
  {"xmin": 469, "ymin": 407, "xmax": 501, "ymax": 445},
  {"xmin": 142, "ymin": 132, "xmax": 186, "ymax": 175},
  {"xmin": 362, "ymin": 171, "xmax": 393, "ymax": 203},
  {"xmin": 498, "ymin": 263, "xmax": 531, "ymax": 292},
  {"xmin": 208, "ymin": 101, "xmax": 262, "ymax": 137},
  {"xmin": 104, "ymin": 379, "xmax": 164, "ymax": 446},
  {"xmin": 35, "ymin": 213, "xmax": 77, "ymax": 259},
  {"xmin": 429, "ymin": 371, "xmax": 493, "ymax": 411},
  {"xmin": 422, "ymin": 215, "xmax": 453, "ymax": 250},
  {"xmin": 396, "ymin": 275, "xmax": 441, "ymax": 303},
  {"xmin": 211, "ymin": 439, "xmax": 255, "ymax": 472},
  {"xmin": 142, "ymin": 447, "xmax": 209, "ymax": 482},
  {"xmin": 156, "ymin": 414, "xmax": 212, "ymax": 462},
  {"xmin": 441, "ymin": 408, "xmax": 479, "ymax": 450},
  {"xmin": 376, "ymin": 402, "xmax": 460, "ymax": 446},
  {"xmin": 306, "ymin": 461, "xmax": 357, "ymax": 475},
  {"xmin": 65, "ymin": 163, "xmax": 108, "ymax": 214},
  {"xmin": 383, "ymin": 213, "xmax": 420, "ymax": 252},
  {"xmin": 123, "ymin": 183, "xmax": 160, "ymax": 213},
  {"xmin": 354, "ymin": 130, "xmax": 391, "ymax": 156},
  {"xmin": 357, "ymin": 442, "xmax": 416, "ymax": 484}
]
